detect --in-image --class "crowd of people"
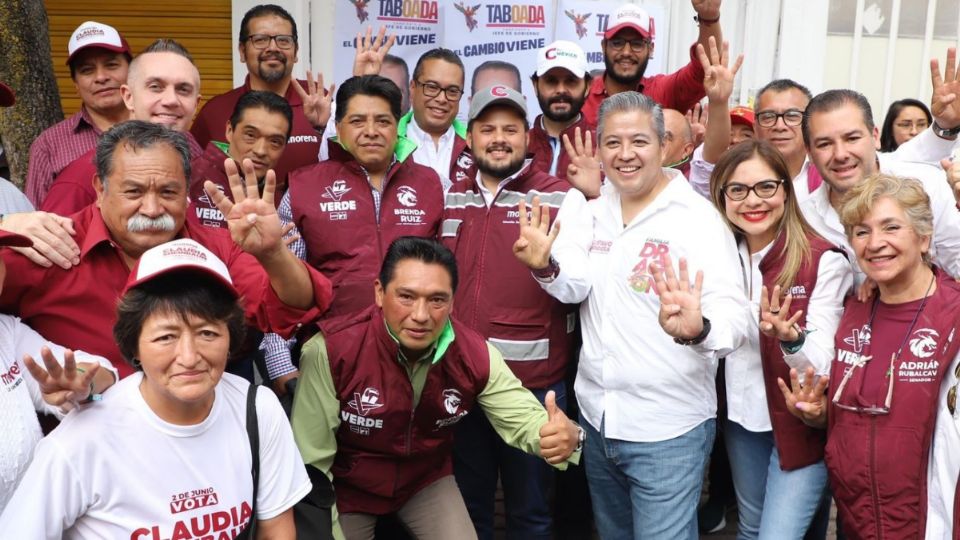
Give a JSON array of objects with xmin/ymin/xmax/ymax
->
[{"xmin": 2, "ymin": 1, "xmax": 960, "ymax": 539}]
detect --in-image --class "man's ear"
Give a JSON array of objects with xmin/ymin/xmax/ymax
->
[
  {"xmin": 374, "ymin": 279, "xmax": 385, "ymax": 307},
  {"xmin": 466, "ymin": 131, "xmax": 474, "ymax": 151},
  {"xmin": 120, "ymin": 85, "xmax": 134, "ymax": 113},
  {"xmin": 93, "ymin": 176, "xmax": 106, "ymax": 208}
]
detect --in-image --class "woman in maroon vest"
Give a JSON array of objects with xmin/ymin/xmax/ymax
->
[
  {"xmin": 708, "ymin": 140, "xmax": 853, "ymax": 539},
  {"xmin": 783, "ymin": 174, "xmax": 960, "ymax": 539}
]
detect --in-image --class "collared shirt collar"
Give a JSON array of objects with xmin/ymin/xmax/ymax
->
[
  {"xmin": 80, "ymin": 206, "xmax": 187, "ymax": 260},
  {"xmin": 384, "ymin": 317, "xmax": 456, "ymax": 365},
  {"xmin": 240, "ymin": 74, "xmax": 303, "ymax": 106},
  {"xmin": 473, "ymin": 158, "xmax": 534, "ymax": 205},
  {"xmin": 74, "ymin": 106, "xmax": 102, "ymax": 135},
  {"xmin": 407, "ymin": 115, "xmax": 456, "ymax": 149}
]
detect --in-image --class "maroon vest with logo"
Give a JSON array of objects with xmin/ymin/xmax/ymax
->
[
  {"xmin": 441, "ymin": 163, "xmax": 577, "ymax": 389},
  {"xmin": 449, "ymin": 135, "xmax": 475, "ymax": 185},
  {"xmin": 188, "ymin": 142, "xmax": 231, "ymax": 229},
  {"xmin": 322, "ymin": 305, "xmax": 491, "ymax": 514},
  {"xmin": 288, "ymin": 144, "xmax": 443, "ymax": 318},
  {"xmin": 758, "ymin": 232, "xmax": 842, "ymax": 470},
  {"xmin": 527, "ymin": 114, "xmax": 596, "ymax": 182},
  {"xmin": 826, "ymin": 268, "xmax": 960, "ymax": 539}
]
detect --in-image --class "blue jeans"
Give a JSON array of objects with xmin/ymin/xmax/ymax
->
[
  {"xmin": 453, "ymin": 380, "xmax": 565, "ymax": 540},
  {"xmin": 724, "ymin": 419, "xmax": 829, "ymax": 540},
  {"xmin": 582, "ymin": 415, "xmax": 715, "ymax": 540}
]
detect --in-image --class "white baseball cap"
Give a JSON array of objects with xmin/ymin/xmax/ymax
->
[
  {"xmin": 536, "ymin": 40, "xmax": 588, "ymax": 78},
  {"xmin": 604, "ymin": 4, "xmax": 656, "ymax": 41},
  {"xmin": 67, "ymin": 21, "xmax": 131, "ymax": 65},
  {"xmin": 124, "ymin": 239, "xmax": 237, "ymax": 298}
]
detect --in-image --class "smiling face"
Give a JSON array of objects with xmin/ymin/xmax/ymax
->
[
  {"xmin": 71, "ymin": 48, "xmax": 129, "ymax": 115},
  {"xmin": 137, "ymin": 309, "xmax": 230, "ymax": 424},
  {"xmin": 336, "ymin": 94, "xmax": 398, "ymax": 174},
  {"xmin": 723, "ymin": 156, "xmax": 786, "ymax": 250},
  {"xmin": 597, "ymin": 109, "xmax": 665, "ymax": 200},
  {"xmin": 225, "ymin": 106, "xmax": 289, "ymax": 180},
  {"xmin": 410, "ymin": 58, "xmax": 463, "ymax": 136},
  {"xmin": 850, "ymin": 196, "xmax": 930, "ymax": 291},
  {"xmin": 239, "ymin": 14, "xmax": 298, "ymax": 85},
  {"xmin": 375, "ymin": 259, "xmax": 453, "ymax": 357},
  {"xmin": 602, "ymin": 28, "xmax": 652, "ymax": 86},
  {"xmin": 122, "ymin": 52, "xmax": 201, "ymax": 132},
  {"xmin": 755, "ymin": 88, "xmax": 809, "ymax": 164},
  {"xmin": 806, "ymin": 102, "xmax": 879, "ymax": 196},
  {"xmin": 534, "ymin": 67, "xmax": 588, "ymax": 123},
  {"xmin": 467, "ymin": 105, "xmax": 528, "ymax": 181}
]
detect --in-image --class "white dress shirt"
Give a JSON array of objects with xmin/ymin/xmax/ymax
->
[
  {"xmin": 406, "ymin": 116, "xmax": 457, "ymax": 191},
  {"xmin": 926, "ymin": 349, "xmax": 960, "ymax": 539},
  {"xmin": 800, "ymin": 154, "xmax": 960, "ymax": 285},
  {"xmin": 725, "ymin": 239, "xmax": 853, "ymax": 432},
  {"xmin": 541, "ymin": 169, "xmax": 750, "ymax": 442}
]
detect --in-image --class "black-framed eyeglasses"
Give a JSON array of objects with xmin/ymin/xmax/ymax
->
[
  {"xmin": 756, "ymin": 109, "xmax": 804, "ymax": 128},
  {"xmin": 246, "ymin": 34, "xmax": 296, "ymax": 50},
  {"xmin": 607, "ymin": 38, "xmax": 651, "ymax": 52},
  {"xmin": 722, "ymin": 179, "xmax": 784, "ymax": 201},
  {"xmin": 415, "ymin": 80, "xmax": 463, "ymax": 101}
]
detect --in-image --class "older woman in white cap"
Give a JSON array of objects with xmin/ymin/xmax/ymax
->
[{"xmin": 0, "ymin": 239, "xmax": 310, "ymax": 539}]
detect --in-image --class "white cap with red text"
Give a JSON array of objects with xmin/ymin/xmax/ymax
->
[
  {"xmin": 536, "ymin": 40, "xmax": 588, "ymax": 78},
  {"xmin": 67, "ymin": 21, "xmax": 131, "ymax": 64},
  {"xmin": 604, "ymin": 4, "xmax": 656, "ymax": 41},
  {"xmin": 124, "ymin": 239, "xmax": 237, "ymax": 298}
]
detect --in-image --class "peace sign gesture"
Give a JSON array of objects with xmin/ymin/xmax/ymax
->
[
  {"xmin": 352, "ymin": 26, "xmax": 397, "ymax": 77},
  {"xmin": 759, "ymin": 285, "xmax": 803, "ymax": 342},
  {"xmin": 650, "ymin": 257, "xmax": 705, "ymax": 340},
  {"xmin": 777, "ymin": 367, "xmax": 829, "ymax": 428},
  {"xmin": 561, "ymin": 127, "xmax": 601, "ymax": 198},
  {"xmin": 292, "ymin": 69, "xmax": 335, "ymax": 129},
  {"xmin": 513, "ymin": 196, "xmax": 560, "ymax": 270}
]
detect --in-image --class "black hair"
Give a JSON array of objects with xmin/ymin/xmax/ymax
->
[
  {"xmin": 379, "ymin": 237, "xmax": 458, "ymax": 293},
  {"xmin": 335, "ymin": 75, "xmax": 402, "ymax": 123},
  {"xmin": 114, "ymin": 272, "xmax": 246, "ymax": 370},
  {"xmin": 229, "ymin": 91, "xmax": 294, "ymax": 138},
  {"xmin": 96, "ymin": 120, "xmax": 191, "ymax": 187},
  {"xmin": 471, "ymin": 60, "xmax": 522, "ymax": 96},
  {"xmin": 411, "ymin": 48, "xmax": 464, "ymax": 84},
  {"xmin": 879, "ymin": 98, "xmax": 932, "ymax": 152},
  {"xmin": 239, "ymin": 4, "xmax": 298, "ymax": 45},
  {"xmin": 802, "ymin": 89, "xmax": 875, "ymax": 147},
  {"xmin": 754, "ymin": 79, "xmax": 813, "ymax": 111}
]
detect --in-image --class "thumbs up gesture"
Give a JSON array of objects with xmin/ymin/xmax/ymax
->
[{"xmin": 538, "ymin": 390, "xmax": 581, "ymax": 464}]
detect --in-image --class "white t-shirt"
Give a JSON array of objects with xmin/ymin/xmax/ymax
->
[
  {"xmin": 542, "ymin": 169, "xmax": 751, "ymax": 442},
  {"xmin": 0, "ymin": 372, "xmax": 310, "ymax": 539},
  {"xmin": 0, "ymin": 315, "xmax": 114, "ymax": 513}
]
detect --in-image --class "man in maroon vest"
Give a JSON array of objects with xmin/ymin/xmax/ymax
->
[
  {"xmin": 443, "ymin": 84, "xmax": 580, "ymax": 539},
  {"xmin": 528, "ymin": 40, "xmax": 600, "ymax": 198},
  {"xmin": 291, "ymin": 236, "xmax": 582, "ymax": 539},
  {"xmin": 190, "ymin": 91, "xmax": 293, "ymax": 229},
  {"xmin": 261, "ymin": 75, "xmax": 443, "ymax": 396},
  {"xmin": 190, "ymin": 4, "xmax": 328, "ymax": 186}
]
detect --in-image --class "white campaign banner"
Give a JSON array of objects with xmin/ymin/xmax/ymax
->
[{"xmin": 554, "ymin": 0, "xmax": 666, "ymax": 77}]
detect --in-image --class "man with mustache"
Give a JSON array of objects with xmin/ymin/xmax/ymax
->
[
  {"xmin": 528, "ymin": 40, "xmax": 601, "ymax": 198},
  {"xmin": 190, "ymin": 4, "xmax": 329, "ymax": 185},
  {"xmin": 26, "ymin": 21, "xmax": 131, "ymax": 207},
  {"xmin": 0, "ymin": 120, "xmax": 332, "ymax": 381},
  {"xmin": 581, "ymin": 0, "xmax": 723, "ymax": 126},
  {"xmin": 41, "ymin": 39, "xmax": 205, "ymax": 216},
  {"xmin": 443, "ymin": 85, "xmax": 580, "ymax": 539}
]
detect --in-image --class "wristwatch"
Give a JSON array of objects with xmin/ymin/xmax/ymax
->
[
  {"xmin": 932, "ymin": 121, "xmax": 960, "ymax": 139},
  {"xmin": 673, "ymin": 317, "xmax": 711, "ymax": 346},
  {"xmin": 574, "ymin": 423, "xmax": 586, "ymax": 452}
]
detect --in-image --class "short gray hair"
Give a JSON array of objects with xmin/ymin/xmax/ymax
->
[
  {"xmin": 597, "ymin": 91, "xmax": 665, "ymax": 143},
  {"xmin": 96, "ymin": 120, "xmax": 192, "ymax": 187}
]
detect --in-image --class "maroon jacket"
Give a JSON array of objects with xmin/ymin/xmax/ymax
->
[
  {"xmin": 323, "ymin": 305, "xmax": 491, "ymax": 515},
  {"xmin": 758, "ymin": 232, "xmax": 840, "ymax": 470},
  {"xmin": 826, "ymin": 268, "xmax": 960, "ymax": 539},
  {"xmin": 441, "ymin": 162, "xmax": 577, "ymax": 389},
  {"xmin": 190, "ymin": 76, "xmax": 320, "ymax": 184},
  {"xmin": 288, "ymin": 144, "xmax": 443, "ymax": 319},
  {"xmin": 188, "ymin": 142, "xmax": 231, "ymax": 229},
  {"xmin": 527, "ymin": 114, "xmax": 596, "ymax": 182}
]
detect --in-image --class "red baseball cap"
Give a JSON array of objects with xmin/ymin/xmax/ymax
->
[
  {"xmin": 730, "ymin": 106, "xmax": 755, "ymax": 128},
  {"xmin": 0, "ymin": 82, "xmax": 14, "ymax": 108},
  {"xmin": 604, "ymin": 4, "xmax": 655, "ymax": 41}
]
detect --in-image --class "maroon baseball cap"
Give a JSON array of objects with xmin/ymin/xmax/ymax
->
[
  {"xmin": 0, "ymin": 82, "xmax": 14, "ymax": 108},
  {"xmin": 66, "ymin": 21, "xmax": 131, "ymax": 65},
  {"xmin": 730, "ymin": 106, "xmax": 755, "ymax": 128}
]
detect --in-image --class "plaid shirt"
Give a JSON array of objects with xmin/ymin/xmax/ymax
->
[{"xmin": 26, "ymin": 108, "xmax": 103, "ymax": 207}]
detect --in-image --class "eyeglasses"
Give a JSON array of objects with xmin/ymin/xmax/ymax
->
[
  {"xmin": 607, "ymin": 38, "xmax": 651, "ymax": 52},
  {"xmin": 246, "ymin": 34, "xmax": 296, "ymax": 50},
  {"xmin": 831, "ymin": 353, "xmax": 895, "ymax": 416},
  {"xmin": 756, "ymin": 109, "xmax": 804, "ymax": 128},
  {"xmin": 895, "ymin": 120, "xmax": 929, "ymax": 130},
  {"xmin": 722, "ymin": 179, "xmax": 784, "ymax": 201},
  {"xmin": 415, "ymin": 80, "xmax": 463, "ymax": 101},
  {"xmin": 948, "ymin": 361, "xmax": 960, "ymax": 416}
]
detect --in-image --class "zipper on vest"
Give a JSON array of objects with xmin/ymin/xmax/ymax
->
[
  {"xmin": 870, "ymin": 417, "xmax": 883, "ymax": 538},
  {"xmin": 404, "ymin": 406, "xmax": 416, "ymax": 456},
  {"xmin": 469, "ymin": 193, "xmax": 496, "ymax": 327}
]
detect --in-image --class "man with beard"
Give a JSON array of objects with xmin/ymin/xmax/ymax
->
[
  {"xmin": 190, "ymin": 4, "xmax": 330, "ymax": 185},
  {"xmin": 528, "ymin": 40, "xmax": 601, "ymax": 198},
  {"xmin": 26, "ymin": 21, "xmax": 131, "ymax": 207},
  {"xmin": 581, "ymin": 0, "xmax": 723, "ymax": 125},
  {"xmin": 443, "ymin": 84, "xmax": 580, "ymax": 539}
]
